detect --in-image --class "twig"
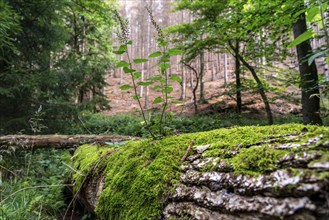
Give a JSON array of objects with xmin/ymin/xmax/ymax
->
[{"xmin": 181, "ymin": 141, "xmax": 195, "ymax": 162}]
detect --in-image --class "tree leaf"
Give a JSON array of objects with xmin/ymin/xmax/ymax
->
[
  {"xmin": 138, "ymin": 81, "xmax": 154, "ymax": 86},
  {"xmin": 116, "ymin": 60, "xmax": 129, "ymax": 68},
  {"xmin": 127, "ymin": 40, "xmax": 133, "ymax": 45},
  {"xmin": 163, "ymin": 86, "xmax": 173, "ymax": 94},
  {"xmin": 288, "ymin": 29, "xmax": 314, "ymax": 48},
  {"xmin": 306, "ymin": 5, "xmax": 320, "ymax": 22},
  {"xmin": 148, "ymin": 76, "xmax": 162, "ymax": 81},
  {"xmin": 113, "ymin": 50, "xmax": 125, "ymax": 55},
  {"xmin": 168, "ymin": 48, "xmax": 183, "ymax": 56},
  {"xmin": 160, "ymin": 56, "xmax": 170, "ymax": 63},
  {"xmin": 326, "ymin": 56, "xmax": 329, "ymax": 65},
  {"xmin": 308, "ymin": 50, "xmax": 328, "ymax": 66},
  {"xmin": 133, "ymin": 72, "xmax": 141, "ymax": 78},
  {"xmin": 113, "ymin": 44, "xmax": 128, "ymax": 54},
  {"xmin": 149, "ymin": 51, "xmax": 162, "ymax": 58},
  {"xmin": 120, "ymin": 84, "xmax": 132, "ymax": 90},
  {"xmin": 172, "ymin": 100, "xmax": 183, "ymax": 104},
  {"xmin": 119, "ymin": 44, "xmax": 128, "ymax": 52},
  {"xmin": 153, "ymin": 97, "xmax": 163, "ymax": 104},
  {"xmin": 133, "ymin": 95, "xmax": 141, "ymax": 100},
  {"xmin": 170, "ymin": 75, "xmax": 182, "ymax": 83},
  {"xmin": 152, "ymin": 85, "xmax": 162, "ymax": 90},
  {"xmin": 160, "ymin": 63, "xmax": 170, "ymax": 71},
  {"xmin": 123, "ymin": 66, "xmax": 135, "ymax": 73},
  {"xmin": 133, "ymin": 58, "xmax": 148, "ymax": 64}
]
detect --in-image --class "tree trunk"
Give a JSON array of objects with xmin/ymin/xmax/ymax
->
[
  {"xmin": 184, "ymin": 62, "xmax": 199, "ymax": 114},
  {"xmin": 229, "ymin": 41, "xmax": 273, "ymax": 124},
  {"xmin": 0, "ymin": 135, "xmax": 137, "ymax": 149},
  {"xmin": 293, "ymin": 13, "xmax": 322, "ymax": 125},
  {"xmin": 234, "ymin": 40, "xmax": 242, "ymax": 113},
  {"xmin": 179, "ymin": 62, "xmax": 186, "ymax": 101},
  {"xmin": 224, "ymin": 53, "xmax": 228, "ymax": 86},
  {"xmin": 199, "ymin": 50, "xmax": 206, "ymax": 103},
  {"xmin": 72, "ymin": 126, "xmax": 329, "ymax": 219}
]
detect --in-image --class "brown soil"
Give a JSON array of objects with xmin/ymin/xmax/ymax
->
[{"xmin": 103, "ymin": 75, "xmax": 301, "ymax": 117}]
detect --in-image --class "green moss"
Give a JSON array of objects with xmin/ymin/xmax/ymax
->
[
  {"xmin": 308, "ymin": 152, "xmax": 329, "ymax": 166},
  {"xmin": 72, "ymin": 144, "xmax": 111, "ymax": 188},
  {"xmin": 229, "ymin": 145, "xmax": 289, "ymax": 176},
  {"xmin": 72, "ymin": 124, "xmax": 329, "ymax": 220}
]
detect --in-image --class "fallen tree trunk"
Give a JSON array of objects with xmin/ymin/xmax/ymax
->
[
  {"xmin": 0, "ymin": 134, "xmax": 138, "ymax": 149},
  {"xmin": 71, "ymin": 124, "xmax": 329, "ymax": 220}
]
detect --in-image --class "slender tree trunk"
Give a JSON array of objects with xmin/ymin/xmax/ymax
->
[
  {"xmin": 199, "ymin": 50, "xmax": 206, "ymax": 103},
  {"xmin": 179, "ymin": 62, "xmax": 186, "ymax": 101},
  {"xmin": 234, "ymin": 40, "xmax": 242, "ymax": 113},
  {"xmin": 217, "ymin": 54, "xmax": 221, "ymax": 79},
  {"xmin": 224, "ymin": 53, "xmax": 228, "ymax": 86},
  {"xmin": 229, "ymin": 41, "xmax": 273, "ymax": 124},
  {"xmin": 184, "ymin": 62, "xmax": 199, "ymax": 113},
  {"xmin": 189, "ymin": 70, "xmax": 193, "ymax": 88},
  {"xmin": 293, "ymin": 13, "xmax": 322, "ymax": 125}
]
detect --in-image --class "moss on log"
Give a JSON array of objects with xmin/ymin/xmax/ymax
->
[{"xmin": 72, "ymin": 124, "xmax": 329, "ymax": 220}]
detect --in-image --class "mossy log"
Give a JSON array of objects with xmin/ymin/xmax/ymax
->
[
  {"xmin": 0, "ymin": 134, "xmax": 137, "ymax": 149},
  {"xmin": 71, "ymin": 124, "xmax": 329, "ymax": 220}
]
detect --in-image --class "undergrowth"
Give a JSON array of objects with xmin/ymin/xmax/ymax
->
[
  {"xmin": 75, "ymin": 111, "xmax": 320, "ymax": 137},
  {"xmin": 0, "ymin": 149, "xmax": 71, "ymax": 220}
]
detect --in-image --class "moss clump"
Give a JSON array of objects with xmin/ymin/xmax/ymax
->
[
  {"xmin": 72, "ymin": 144, "xmax": 110, "ymax": 188},
  {"xmin": 229, "ymin": 146, "xmax": 288, "ymax": 175},
  {"xmin": 72, "ymin": 124, "xmax": 329, "ymax": 220}
]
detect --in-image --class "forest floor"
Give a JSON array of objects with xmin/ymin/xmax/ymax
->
[{"xmin": 103, "ymin": 75, "xmax": 301, "ymax": 118}]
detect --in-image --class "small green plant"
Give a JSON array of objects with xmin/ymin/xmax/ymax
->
[{"xmin": 113, "ymin": 9, "xmax": 183, "ymax": 139}]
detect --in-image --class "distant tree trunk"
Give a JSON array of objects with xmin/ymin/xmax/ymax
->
[
  {"xmin": 189, "ymin": 70, "xmax": 193, "ymax": 88},
  {"xmin": 217, "ymin": 54, "xmax": 221, "ymax": 79},
  {"xmin": 179, "ymin": 62, "xmax": 186, "ymax": 101},
  {"xmin": 199, "ymin": 50, "xmax": 206, "ymax": 103},
  {"xmin": 229, "ymin": 41, "xmax": 273, "ymax": 124},
  {"xmin": 224, "ymin": 53, "xmax": 228, "ymax": 86},
  {"xmin": 234, "ymin": 40, "xmax": 242, "ymax": 113},
  {"xmin": 184, "ymin": 62, "xmax": 199, "ymax": 114},
  {"xmin": 139, "ymin": 42, "xmax": 144, "ymax": 98},
  {"xmin": 293, "ymin": 13, "xmax": 322, "ymax": 125}
]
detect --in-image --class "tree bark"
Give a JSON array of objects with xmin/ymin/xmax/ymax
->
[
  {"xmin": 224, "ymin": 53, "xmax": 228, "ymax": 85},
  {"xmin": 229, "ymin": 41, "xmax": 273, "ymax": 124},
  {"xmin": 0, "ymin": 134, "xmax": 137, "ymax": 149},
  {"xmin": 293, "ymin": 13, "xmax": 322, "ymax": 125},
  {"xmin": 179, "ymin": 62, "xmax": 186, "ymax": 101},
  {"xmin": 199, "ymin": 50, "xmax": 206, "ymax": 103},
  {"xmin": 234, "ymin": 40, "xmax": 242, "ymax": 113},
  {"xmin": 184, "ymin": 62, "xmax": 199, "ymax": 114}
]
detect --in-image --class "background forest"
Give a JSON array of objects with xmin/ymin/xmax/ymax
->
[{"xmin": 0, "ymin": 0, "xmax": 328, "ymax": 219}]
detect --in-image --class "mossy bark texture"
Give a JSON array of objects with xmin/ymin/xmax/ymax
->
[{"xmin": 72, "ymin": 124, "xmax": 329, "ymax": 220}]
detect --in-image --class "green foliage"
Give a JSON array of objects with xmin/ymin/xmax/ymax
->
[
  {"xmin": 0, "ymin": 149, "xmax": 71, "ymax": 220},
  {"xmin": 114, "ymin": 10, "xmax": 183, "ymax": 139},
  {"xmin": 74, "ymin": 110, "xmax": 311, "ymax": 138},
  {"xmin": 77, "ymin": 113, "xmax": 144, "ymax": 136},
  {"xmin": 72, "ymin": 124, "xmax": 329, "ymax": 219},
  {"xmin": 0, "ymin": 0, "xmax": 116, "ymax": 134},
  {"xmin": 0, "ymin": 0, "xmax": 20, "ymax": 56}
]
